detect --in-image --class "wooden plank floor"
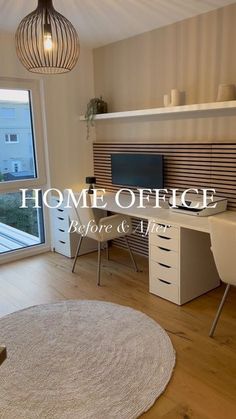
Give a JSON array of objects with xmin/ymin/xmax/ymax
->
[{"xmin": 0, "ymin": 248, "xmax": 235, "ymax": 419}]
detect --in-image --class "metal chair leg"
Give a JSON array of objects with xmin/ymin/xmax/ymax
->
[
  {"xmin": 124, "ymin": 236, "xmax": 138, "ymax": 272},
  {"xmin": 72, "ymin": 235, "xmax": 83, "ymax": 273},
  {"xmin": 97, "ymin": 242, "xmax": 102, "ymax": 286},
  {"xmin": 209, "ymin": 283, "xmax": 231, "ymax": 338}
]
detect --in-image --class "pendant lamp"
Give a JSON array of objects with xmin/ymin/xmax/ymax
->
[{"xmin": 15, "ymin": 0, "xmax": 80, "ymax": 74}]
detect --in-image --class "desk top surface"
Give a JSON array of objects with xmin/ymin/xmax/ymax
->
[{"xmin": 102, "ymin": 193, "xmax": 236, "ymax": 233}]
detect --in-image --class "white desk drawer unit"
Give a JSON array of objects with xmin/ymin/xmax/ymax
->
[
  {"xmin": 51, "ymin": 197, "xmax": 97, "ymax": 258},
  {"xmin": 149, "ymin": 222, "xmax": 221, "ymax": 305},
  {"xmin": 149, "ymin": 222, "xmax": 180, "ymax": 304},
  {"xmin": 51, "ymin": 198, "xmax": 77, "ymax": 258}
]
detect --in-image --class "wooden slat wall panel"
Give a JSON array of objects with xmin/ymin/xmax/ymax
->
[{"xmin": 93, "ymin": 142, "xmax": 236, "ymax": 256}]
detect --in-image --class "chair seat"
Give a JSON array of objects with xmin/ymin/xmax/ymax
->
[{"xmin": 98, "ymin": 214, "xmax": 133, "ymax": 242}]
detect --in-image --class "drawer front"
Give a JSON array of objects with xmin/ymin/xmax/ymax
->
[
  {"xmin": 54, "ymin": 240, "xmax": 71, "ymax": 258},
  {"xmin": 149, "ymin": 277, "xmax": 179, "ymax": 304},
  {"xmin": 150, "ymin": 260, "xmax": 179, "ymax": 285},
  {"xmin": 52, "ymin": 205, "xmax": 67, "ymax": 217},
  {"xmin": 150, "ymin": 245, "xmax": 179, "ymax": 268},
  {"xmin": 53, "ymin": 214, "xmax": 69, "ymax": 230},
  {"xmin": 55, "ymin": 207, "xmax": 66, "ymax": 216},
  {"xmin": 54, "ymin": 229, "xmax": 70, "ymax": 245},
  {"xmin": 150, "ymin": 234, "xmax": 179, "ymax": 251},
  {"xmin": 54, "ymin": 225, "xmax": 68, "ymax": 235},
  {"xmin": 51, "ymin": 196, "xmax": 65, "ymax": 208},
  {"xmin": 150, "ymin": 223, "xmax": 179, "ymax": 240}
]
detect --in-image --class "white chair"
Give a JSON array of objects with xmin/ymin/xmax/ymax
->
[
  {"xmin": 209, "ymin": 215, "xmax": 236, "ymax": 337},
  {"xmin": 65, "ymin": 191, "xmax": 138, "ymax": 285}
]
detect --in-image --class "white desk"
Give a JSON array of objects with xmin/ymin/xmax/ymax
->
[
  {"xmin": 103, "ymin": 192, "xmax": 236, "ymax": 305},
  {"xmin": 104, "ymin": 192, "xmax": 236, "ymax": 233}
]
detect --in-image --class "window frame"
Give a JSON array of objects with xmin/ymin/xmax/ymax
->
[
  {"xmin": 0, "ymin": 78, "xmax": 47, "ymax": 193},
  {"xmin": 0, "ymin": 77, "xmax": 50, "ymax": 263}
]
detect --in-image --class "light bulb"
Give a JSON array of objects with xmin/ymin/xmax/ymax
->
[{"xmin": 44, "ymin": 34, "xmax": 53, "ymax": 51}]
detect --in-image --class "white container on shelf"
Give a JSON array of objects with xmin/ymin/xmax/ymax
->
[{"xmin": 216, "ymin": 84, "xmax": 236, "ymax": 101}]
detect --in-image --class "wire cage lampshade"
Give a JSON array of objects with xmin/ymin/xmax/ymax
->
[{"xmin": 15, "ymin": 0, "xmax": 80, "ymax": 74}]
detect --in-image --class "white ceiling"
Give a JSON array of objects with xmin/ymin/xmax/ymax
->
[{"xmin": 0, "ymin": 0, "xmax": 235, "ymax": 48}]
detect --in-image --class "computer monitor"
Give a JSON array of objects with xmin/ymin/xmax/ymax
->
[{"xmin": 111, "ymin": 153, "xmax": 164, "ymax": 189}]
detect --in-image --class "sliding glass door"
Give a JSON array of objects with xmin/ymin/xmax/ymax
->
[{"xmin": 0, "ymin": 79, "xmax": 48, "ymax": 258}]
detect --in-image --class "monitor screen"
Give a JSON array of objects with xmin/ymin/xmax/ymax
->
[{"xmin": 111, "ymin": 153, "xmax": 164, "ymax": 189}]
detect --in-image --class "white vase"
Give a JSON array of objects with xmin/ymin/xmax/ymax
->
[
  {"xmin": 171, "ymin": 89, "xmax": 181, "ymax": 106},
  {"xmin": 163, "ymin": 94, "xmax": 170, "ymax": 107},
  {"xmin": 163, "ymin": 89, "xmax": 182, "ymax": 107},
  {"xmin": 216, "ymin": 84, "xmax": 236, "ymax": 102}
]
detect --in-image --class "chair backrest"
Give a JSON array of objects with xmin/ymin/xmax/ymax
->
[
  {"xmin": 209, "ymin": 215, "xmax": 236, "ymax": 286},
  {"xmin": 64, "ymin": 190, "xmax": 103, "ymax": 242}
]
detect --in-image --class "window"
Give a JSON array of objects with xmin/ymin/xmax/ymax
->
[
  {"xmin": 12, "ymin": 161, "xmax": 21, "ymax": 173},
  {"xmin": 5, "ymin": 133, "xmax": 19, "ymax": 143},
  {"xmin": 0, "ymin": 79, "xmax": 48, "ymax": 259},
  {"xmin": 0, "ymin": 82, "xmax": 46, "ymax": 190},
  {"xmin": 0, "ymin": 90, "xmax": 35, "ymax": 180}
]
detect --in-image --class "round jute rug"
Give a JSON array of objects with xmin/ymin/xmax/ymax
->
[{"xmin": 0, "ymin": 300, "xmax": 175, "ymax": 419}]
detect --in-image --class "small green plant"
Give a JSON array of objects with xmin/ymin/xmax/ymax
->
[
  {"xmin": 0, "ymin": 192, "xmax": 39, "ymax": 236},
  {"xmin": 85, "ymin": 96, "xmax": 107, "ymax": 140},
  {"xmin": 0, "ymin": 172, "xmax": 4, "ymax": 182}
]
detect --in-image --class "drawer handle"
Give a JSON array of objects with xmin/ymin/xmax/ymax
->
[
  {"xmin": 59, "ymin": 240, "xmax": 66, "ymax": 244},
  {"xmin": 158, "ymin": 224, "xmax": 171, "ymax": 229},
  {"xmin": 158, "ymin": 246, "xmax": 171, "ymax": 252},
  {"xmin": 158, "ymin": 278, "xmax": 171, "ymax": 285},
  {"xmin": 57, "ymin": 208, "xmax": 64, "ymax": 212},
  {"xmin": 158, "ymin": 262, "xmax": 171, "ymax": 268},
  {"xmin": 58, "ymin": 228, "xmax": 65, "ymax": 233},
  {"xmin": 57, "ymin": 217, "xmax": 64, "ymax": 221},
  {"xmin": 157, "ymin": 235, "xmax": 171, "ymax": 240}
]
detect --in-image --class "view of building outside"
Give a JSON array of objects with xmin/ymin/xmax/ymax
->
[{"xmin": 0, "ymin": 89, "xmax": 36, "ymax": 181}]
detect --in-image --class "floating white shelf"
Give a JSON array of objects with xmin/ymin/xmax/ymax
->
[{"xmin": 80, "ymin": 100, "xmax": 236, "ymax": 121}]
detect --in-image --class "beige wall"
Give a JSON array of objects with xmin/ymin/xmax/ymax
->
[
  {"xmin": 94, "ymin": 3, "xmax": 236, "ymax": 143},
  {"xmin": 0, "ymin": 32, "xmax": 95, "ymax": 190}
]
